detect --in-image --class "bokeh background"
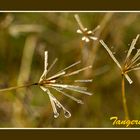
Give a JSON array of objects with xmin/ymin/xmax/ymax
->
[{"xmin": 0, "ymin": 12, "xmax": 140, "ymax": 128}]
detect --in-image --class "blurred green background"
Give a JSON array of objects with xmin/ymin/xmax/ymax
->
[{"xmin": 0, "ymin": 12, "xmax": 140, "ymax": 128}]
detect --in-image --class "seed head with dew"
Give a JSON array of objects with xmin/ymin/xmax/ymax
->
[
  {"xmin": 38, "ymin": 51, "xmax": 93, "ymax": 118},
  {"xmin": 100, "ymin": 34, "xmax": 140, "ymax": 84},
  {"xmin": 100, "ymin": 34, "xmax": 140, "ymax": 120},
  {"xmin": 0, "ymin": 51, "xmax": 93, "ymax": 118},
  {"xmin": 74, "ymin": 14, "xmax": 100, "ymax": 43}
]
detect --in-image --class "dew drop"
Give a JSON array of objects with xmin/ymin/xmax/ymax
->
[
  {"xmin": 111, "ymin": 46, "xmax": 114, "ymax": 49},
  {"xmin": 82, "ymin": 36, "xmax": 86, "ymax": 41},
  {"xmin": 125, "ymin": 50, "xmax": 128, "ymax": 53},
  {"xmin": 87, "ymin": 30, "xmax": 92, "ymax": 34},
  {"xmin": 84, "ymin": 28, "xmax": 88, "ymax": 31},
  {"xmin": 77, "ymin": 29, "xmax": 82, "ymax": 34},
  {"xmin": 56, "ymin": 102, "xmax": 61, "ymax": 108},
  {"xmin": 64, "ymin": 110, "xmax": 71, "ymax": 118},
  {"xmin": 54, "ymin": 112, "xmax": 59, "ymax": 118},
  {"xmin": 77, "ymin": 100, "xmax": 84, "ymax": 104},
  {"xmin": 85, "ymin": 37, "xmax": 90, "ymax": 42}
]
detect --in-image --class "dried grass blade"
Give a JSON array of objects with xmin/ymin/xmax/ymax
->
[
  {"xmin": 47, "ymin": 71, "xmax": 66, "ymax": 81},
  {"xmin": 100, "ymin": 40, "xmax": 122, "ymax": 70},
  {"xmin": 127, "ymin": 67, "xmax": 140, "ymax": 73},
  {"xmin": 44, "ymin": 51, "xmax": 48, "ymax": 72},
  {"xmin": 50, "ymin": 84, "xmax": 92, "ymax": 96},
  {"xmin": 74, "ymin": 14, "xmax": 85, "ymax": 31},
  {"xmin": 47, "ymin": 58, "xmax": 58, "ymax": 75},
  {"xmin": 59, "ymin": 61, "xmax": 81, "ymax": 73},
  {"xmin": 133, "ymin": 62, "xmax": 140, "ymax": 68},
  {"xmin": 74, "ymin": 79, "xmax": 93, "ymax": 83},
  {"xmin": 40, "ymin": 51, "xmax": 48, "ymax": 80},
  {"xmin": 47, "ymin": 89, "xmax": 71, "ymax": 118},
  {"xmin": 124, "ymin": 74, "xmax": 133, "ymax": 84},
  {"xmin": 130, "ymin": 49, "xmax": 140, "ymax": 64},
  {"xmin": 125, "ymin": 34, "xmax": 139, "ymax": 64},
  {"xmin": 64, "ymin": 65, "xmax": 92, "ymax": 77},
  {"xmin": 52, "ymin": 87, "xmax": 84, "ymax": 104},
  {"xmin": 128, "ymin": 56, "xmax": 140, "ymax": 69},
  {"xmin": 47, "ymin": 90, "xmax": 59, "ymax": 118},
  {"xmin": 92, "ymin": 25, "xmax": 100, "ymax": 33},
  {"xmin": 49, "ymin": 84, "xmax": 87, "ymax": 91}
]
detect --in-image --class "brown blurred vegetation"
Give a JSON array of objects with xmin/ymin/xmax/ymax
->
[{"xmin": 0, "ymin": 12, "xmax": 140, "ymax": 127}]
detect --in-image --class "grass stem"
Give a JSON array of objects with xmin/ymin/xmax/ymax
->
[
  {"xmin": 121, "ymin": 74, "xmax": 129, "ymax": 120},
  {"xmin": 0, "ymin": 83, "xmax": 38, "ymax": 92}
]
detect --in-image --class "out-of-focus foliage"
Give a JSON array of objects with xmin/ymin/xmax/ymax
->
[{"xmin": 0, "ymin": 12, "xmax": 140, "ymax": 128}]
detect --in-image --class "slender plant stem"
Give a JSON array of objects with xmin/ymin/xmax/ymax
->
[
  {"xmin": 0, "ymin": 83, "xmax": 38, "ymax": 92},
  {"xmin": 121, "ymin": 74, "xmax": 129, "ymax": 120}
]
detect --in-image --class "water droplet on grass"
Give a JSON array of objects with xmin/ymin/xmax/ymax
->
[
  {"xmin": 64, "ymin": 110, "xmax": 71, "ymax": 118},
  {"xmin": 111, "ymin": 46, "xmax": 114, "ymax": 49},
  {"xmin": 54, "ymin": 112, "xmax": 59, "ymax": 118},
  {"xmin": 125, "ymin": 50, "xmax": 128, "ymax": 53},
  {"xmin": 77, "ymin": 100, "xmax": 84, "ymax": 104}
]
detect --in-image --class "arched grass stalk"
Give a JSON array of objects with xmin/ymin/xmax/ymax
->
[
  {"xmin": 0, "ymin": 51, "xmax": 93, "ymax": 118},
  {"xmin": 100, "ymin": 34, "xmax": 140, "ymax": 120}
]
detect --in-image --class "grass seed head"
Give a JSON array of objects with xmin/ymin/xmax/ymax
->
[
  {"xmin": 39, "ymin": 51, "xmax": 93, "ymax": 118},
  {"xmin": 100, "ymin": 34, "xmax": 140, "ymax": 84}
]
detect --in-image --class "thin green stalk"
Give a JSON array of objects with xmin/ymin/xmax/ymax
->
[{"xmin": 121, "ymin": 74, "xmax": 129, "ymax": 120}]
